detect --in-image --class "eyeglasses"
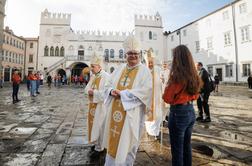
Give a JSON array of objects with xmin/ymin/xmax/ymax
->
[{"xmin": 126, "ymin": 52, "xmax": 140, "ymax": 55}]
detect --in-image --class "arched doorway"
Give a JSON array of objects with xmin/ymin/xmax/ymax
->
[
  {"xmin": 57, "ymin": 68, "xmax": 66, "ymax": 85},
  {"xmin": 57, "ymin": 68, "xmax": 66, "ymax": 77},
  {"xmin": 71, "ymin": 62, "xmax": 88, "ymax": 76},
  {"xmin": 110, "ymin": 67, "xmax": 115, "ymax": 73}
]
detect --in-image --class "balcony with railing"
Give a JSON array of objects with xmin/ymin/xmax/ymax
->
[
  {"xmin": 65, "ymin": 55, "xmax": 92, "ymax": 61},
  {"xmin": 66, "ymin": 54, "xmax": 127, "ymax": 63},
  {"xmin": 105, "ymin": 58, "xmax": 127, "ymax": 63},
  {"xmin": 104, "ymin": 55, "xmax": 127, "ymax": 63}
]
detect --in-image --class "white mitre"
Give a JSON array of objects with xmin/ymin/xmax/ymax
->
[
  {"xmin": 90, "ymin": 51, "xmax": 103, "ymax": 66},
  {"xmin": 145, "ymin": 48, "xmax": 155, "ymax": 64},
  {"xmin": 146, "ymin": 49, "xmax": 161, "ymax": 66},
  {"xmin": 123, "ymin": 35, "xmax": 141, "ymax": 53}
]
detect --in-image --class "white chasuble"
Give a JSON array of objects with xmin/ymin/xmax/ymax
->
[
  {"xmin": 103, "ymin": 64, "xmax": 152, "ymax": 165},
  {"xmin": 88, "ymin": 76, "xmax": 101, "ymax": 142},
  {"xmin": 85, "ymin": 70, "xmax": 110, "ymax": 144},
  {"xmin": 108, "ymin": 66, "xmax": 139, "ymax": 158}
]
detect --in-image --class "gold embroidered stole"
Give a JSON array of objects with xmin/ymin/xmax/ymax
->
[
  {"xmin": 108, "ymin": 66, "xmax": 139, "ymax": 158},
  {"xmin": 88, "ymin": 75, "xmax": 102, "ymax": 142},
  {"xmin": 146, "ymin": 69, "xmax": 155, "ymax": 121}
]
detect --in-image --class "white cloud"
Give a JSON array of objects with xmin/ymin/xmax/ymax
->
[{"xmin": 5, "ymin": 0, "xmax": 174, "ymax": 37}]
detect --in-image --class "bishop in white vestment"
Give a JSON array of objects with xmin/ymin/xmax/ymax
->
[
  {"xmin": 84, "ymin": 52, "xmax": 110, "ymax": 157},
  {"xmin": 103, "ymin": 36, "xmax": 152, "ymax": 166}
]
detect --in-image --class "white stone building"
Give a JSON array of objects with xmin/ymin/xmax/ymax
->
[
  {"xmin": 134, "ymin": 13, "xmax": 164, "ymax": 64},
  {"xmin": 35, "ymin": 0, "xmax": 252, "ymax": 82},
  {"xmin": 167, "ymin": 0, "xmax": 252, "ymax": 82},
  {"xmin": 37, "ymin": 9, "xmax": 165, "ymax": 77},
  {"xmin": 24, "ymin": 37, "xmax": 39, "ymax": 76}
]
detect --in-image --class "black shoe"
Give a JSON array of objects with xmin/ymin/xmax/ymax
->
[
  {"xmin": 13, "ymin": 100, "xmax": 17, "ymax": 104},
  {"xmin": 89, "ymin": 150, "xmax": 100, "ymax": 158},
  {"xmin": 196, "ymin": 116, "xmax": 203, "ymax": 121},
  {"xmin": 202, "ymin": 117, "xmax": 211, "ymax": 123},
  {"xmin": 36, "ymin": 92, "xmax": 40, "ymax": 94},
  {"xmin": 16, "ymin": 99, "xmax": 21, "ymax": 102},
  {"xmin": 90, "ymin": 145, "xmax": 95, "ymax": 152}
]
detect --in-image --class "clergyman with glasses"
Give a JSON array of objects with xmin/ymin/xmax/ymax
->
[{"xmin": 102, "ymin": 35, "xmax": 152, "ymax": 166}]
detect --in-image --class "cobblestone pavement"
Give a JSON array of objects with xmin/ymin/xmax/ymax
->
[{"xmin": 0, "ymin": 84, "xmax": 251, "ymax": 166}]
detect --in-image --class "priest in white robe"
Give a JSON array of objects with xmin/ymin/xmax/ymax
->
[
  {"xmin": 84, "ymin": 52, "xmax": 110, "ymax": 158},
  {"xmin": 161, "ymin": 63, "xmax": 170, "ymax": 121},
  {"xmin": 102, "ymin": 36, "xmax": 152, "ymax": 166},
  {"xmin": 145, "ymin": 51, "xmax": 163, "ymax": 138}
]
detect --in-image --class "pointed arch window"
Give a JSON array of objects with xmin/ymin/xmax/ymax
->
[
  {"xmin": 60, "ymin": 47, "xmax": 65, "ymax": 57},
  {"xmin": 50, "ymin": 46, "xmax": 54, "ymax": 56},
  {"xmin": 55, "ymin": 46, "xmax": 59, "ymax": 56},
  {"xmin": 119, "ymin": 49, "xmax": 124, "ymax": 59},
  {"xmin": 104, "ymin": 49, "xmax": 109, "ymax": 62},
  {"xmin": 149, "ymin": 31, "xmax": 152, "ymax": 40},
  {"xmin": 110, "ymin": 49, "xmax": 114, "ymax": 58},
  {"xmin": 44, "ymin": 46, "xmax": 49, "ymax": 56}
]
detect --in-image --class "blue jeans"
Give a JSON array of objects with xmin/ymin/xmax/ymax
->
[
  {"xmin": 168, "ymin": 104, "xmax": 195, "ymax": 166},
  {"xmin": 30, "ymin": 80, "xmax": 36, "ymax": 96},
  {"xmin": 36, "ymin": 80, "xmax": 40, "ymax": 92}
]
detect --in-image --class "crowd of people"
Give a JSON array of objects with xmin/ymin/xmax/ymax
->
[
  {"xmin": 9, "ymin": 70, "xmax": 41, "ymax": 103},
  {"xmin": 26, "ymin": 71, "xmax": 42, "ymax": 97},
  {"xmin": 8, "ymin": 69, "xmax": 90, "ymax": 103},
  {"xmin": 71, "ymin": 75, "xmax": 89, "ymax": 86},
  {"xmin": 6, "ymin": 34, "xmax": 251, "ymax": 166}
]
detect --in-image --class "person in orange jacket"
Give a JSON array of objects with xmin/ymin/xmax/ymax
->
[
  {"xmin": 12, "ymin": 69, "xmax": 21, "ymax": 103},
  {"xmin": 162, "ymin": 45, "xmax": 202, "ymax": 166},
  {"xmin": 29, "ymin": 71, "xmax": 37, "ymax": 97}
]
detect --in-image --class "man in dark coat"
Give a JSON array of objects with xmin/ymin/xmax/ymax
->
[
  {"xmin": 47, "ymin": 73, "xmax": 52, "ymax": 89},
  {"xmin": 248, "ymin": 74, "xmax": 252, "ymax": 89},
  {"xmin": 196, "ymin": 62, "xmax": 211, "ymax": 122},
  {"xmin": 214, "ymin": 74, "xmax": 220, "ymax": 92}
]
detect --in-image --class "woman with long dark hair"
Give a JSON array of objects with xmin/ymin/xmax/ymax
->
[{"xmin": 163, "ymin": 45, "xmax": 202, "ymax": 166}]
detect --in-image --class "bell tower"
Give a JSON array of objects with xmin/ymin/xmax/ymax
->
[{"xmin": 134, "ymin": 12, "xmax": 164, "ymax": 64}]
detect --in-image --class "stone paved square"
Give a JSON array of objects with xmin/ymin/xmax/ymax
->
[{"xmin": 0, "ymin": 84, "xmax": 251, "ymax": 165}]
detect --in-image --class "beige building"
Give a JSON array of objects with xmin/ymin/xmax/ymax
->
[
  {"xmin": 2, "ymin": 26, "xmax": 25, "ymax": 82},
  {"xmin": 0, "ymin": 0, "xmax": 7, "ymax": 77},
  {"xmin": 24, "ymin": 37, "xmax": 39, "ymax": 76}
]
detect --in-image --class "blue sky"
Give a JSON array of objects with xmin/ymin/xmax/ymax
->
[
  {"xmin": 4, "ymin": 0, "xmax": 234, "ymax": 37},
  {"xmin": 165, "ymin": 0, "xmax": 234, "ymax": 31}
]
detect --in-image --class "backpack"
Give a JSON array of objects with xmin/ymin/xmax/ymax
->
[{"xmin": 208, "ymin": 75, "xmax": 215, "ymax": 93}]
